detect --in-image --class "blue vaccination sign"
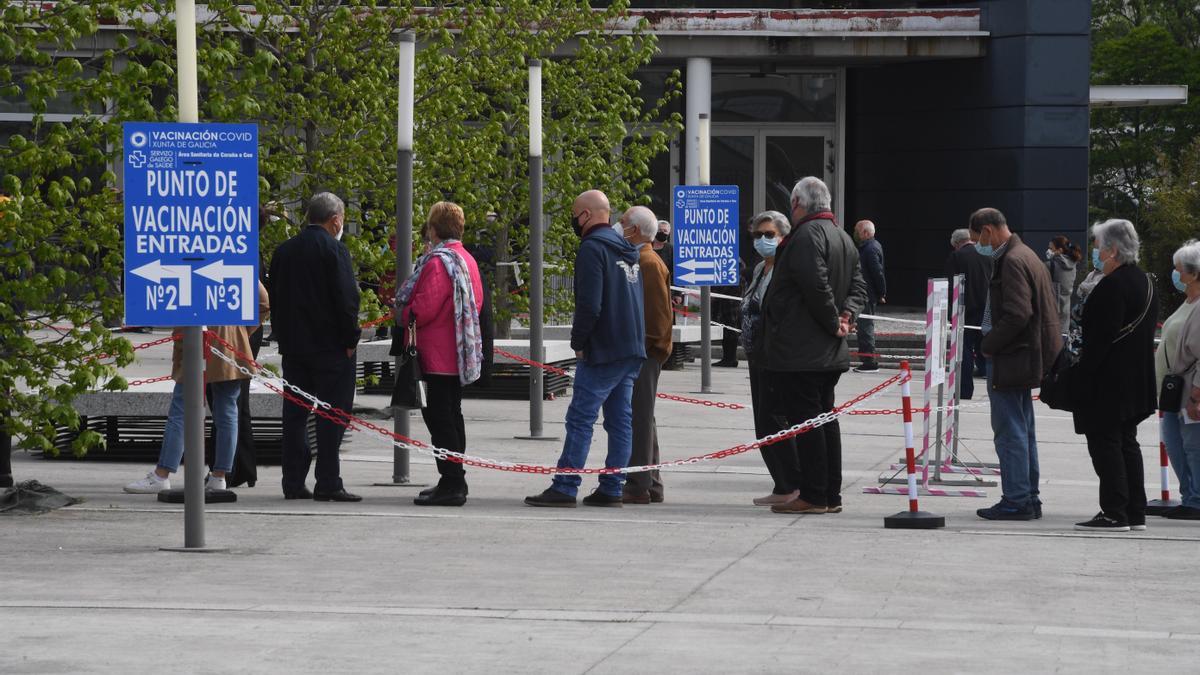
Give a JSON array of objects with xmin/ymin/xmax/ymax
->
[
  {"xmin": 123, "ymin": 122, "xmax": 259, "ymax": 326},
  {"xmin": 671, "ymin": 185, "xmax": 739, "ymax": 287}
]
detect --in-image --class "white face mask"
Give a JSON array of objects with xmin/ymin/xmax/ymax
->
[{"xmin": 335, "ymin": 228, "xmax": 343, "ymax": 241}]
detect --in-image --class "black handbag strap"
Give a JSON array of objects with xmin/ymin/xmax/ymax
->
[{"xmin": 1113, "ymin": 274, "xmax": 1153, "ymax": 345}]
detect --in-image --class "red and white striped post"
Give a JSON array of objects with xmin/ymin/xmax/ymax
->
[
  {"xmin": 885, "ymin": 362, "xmax": 946, "ymax": 529},
  {"xmin": 1146, "ymin": 410, "xmax": 1182, "ymax": 515}
]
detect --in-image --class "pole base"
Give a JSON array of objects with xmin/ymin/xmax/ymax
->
[
  {"xmin": 159, "ymin": 546, "xmax": 230, "ymax": 553},
  {"xmin": 372, "ymin": 480, "xmax": 430, "ymax": 488},
  {"xmin": 515, "ymin": 435, "xmax": 560, "ymax": 441},
  {"xmin": 1146, "ymin": 499, "xmax": 1182, "ymax": 516},
  {"xmin": 156, "ymin": 488, "xmax": 238, "ymax": 504},
  {"xmin": 884, "ymin": 510, "xmax": 946, "ymax": 529}
]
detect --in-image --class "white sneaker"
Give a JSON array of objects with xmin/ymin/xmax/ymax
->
[
  {"xmin": 124, "ymin": 471, "xmax": 170, "ymax": 494},
  {"xmin": 205, "ymin": 475, "xmax": 226, "ymax": 491}
]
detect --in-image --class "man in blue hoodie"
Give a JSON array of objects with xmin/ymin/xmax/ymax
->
[{"xmin": 526, "ymin": 190, "xmax": 647, "ymax": 507}]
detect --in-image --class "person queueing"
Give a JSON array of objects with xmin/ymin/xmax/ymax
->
[
  {"xmin": 741, "ymin": 210, "xmax": 802, "ymax": 506},
  {"xmin": 944, "ymin": 228, "xmax": 992, "ymax": 396},
  {"xmin": 1159, "ymin": 240, "xmax": 1200, "ymax": 521},
  {"xmin": 1045, "ymin": 235, "xmax": 1083, "ymax": 332},
  {"xmin": 852, "ymin": 219, "xmax": 886, "ymax": 373},
  {"xmin": 525, "ymin": 190, "xmax": 645, "ymax": 507},
  {"xmin": 124, "ymin": 282, "xmax": 268, "ymax": 494},
  {"xmin": 399, "ymin": 202, "xmax": 484, "ymax": 507},
  {"xmin": 269, "ymin": 192, "xmax": 362, "ymax": 502},
  {"xmin": 1065, "ymin": 220, "xmax": 1156, "ymax": 532},
  {"xmin": 619, "ymin": 205, "xmax": 673, "ymax": 505}
]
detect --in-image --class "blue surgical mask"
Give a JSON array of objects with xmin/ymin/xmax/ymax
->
[
  {"xmin": 976, "ymin": 244, "xmax": 993, "ymax": 257},
  {"xmin": 754, "ymin": 236, "xmax": 778, "ymax": 259},
  {"xmin": 1173, "ymin": 269, "xmax": 1188, "ymax": 293},
  {"xmin": 1092, "ymin": 248, "xmax": 1102, "ymax": 270}
]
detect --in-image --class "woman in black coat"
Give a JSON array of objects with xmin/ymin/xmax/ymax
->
[{"xmin": 1067, "ymin": 219, "xmax": 1157, "ymax": 532}]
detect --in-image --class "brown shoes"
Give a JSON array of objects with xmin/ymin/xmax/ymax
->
[
  {"xmin": 753, "ymin": 490, "xmax": 800, "ymax": 506},
  {"xmin": 770, "ymin": 497, "xmax": 828, "ymax": 514},
  {"xmin": 622, "ymin": 492, "xmax": 651, "ymax": 505}
]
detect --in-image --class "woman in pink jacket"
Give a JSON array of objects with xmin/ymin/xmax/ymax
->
[{"xmin": 398, "ymin": 202, "xmax": 484, "ymax": 506}]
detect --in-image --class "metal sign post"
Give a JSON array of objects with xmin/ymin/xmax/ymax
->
[{"xmin": 387, "ymin": 32, "xmax": 415, "ymax": 485}]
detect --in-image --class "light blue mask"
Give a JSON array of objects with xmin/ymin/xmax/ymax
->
[
  {"xmin": 976, "ymin": 244, "xmax": 993, "ymax": 257},
  {"xmin": 1092, "ymin": 248, "xmax": 1102, "ymax": 270},
  {"xmin": 1173, "ymin": 269, "xmax": 1188, "ymax": 293},
  {"xmin": 754, "ymin": 236, "xmax": 778, "ymax": 259}
]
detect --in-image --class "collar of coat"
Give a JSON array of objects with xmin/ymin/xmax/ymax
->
[{"xmin": 781, "ymin": 211, "xmax": 837, "ymax": 247}]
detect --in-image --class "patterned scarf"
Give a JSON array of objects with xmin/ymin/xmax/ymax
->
[{"xmin": 396, "ymin": 241, "xmax": 482, "ymax": 385}]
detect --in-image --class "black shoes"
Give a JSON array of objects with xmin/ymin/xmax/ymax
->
[
  {"xmin": 414, "ymin": 485, "xmax": 467, "ymax": 507},
  {"xmin": 714, "ymin": 359, "xmax": 739, "ymax": 368},
  {"xmin": 524, "ymin": 488, "xmax": 578, "ymax": 508},
  {"xmin": 1164, "ymin": 505, "xmax": 1200, "ymax": 520},
  {"xmin": 581, "ymin": 490, "xmax": 623, "ymax": 507},
  {"xmin": 976, "ymin": 500, "xmax": 1035, "ymax": 521},
  {"xmin": 313, "ymin": 488, "xmax": 363, "ymax": 502},
  {"xmin": 284, "ymin": 487, "xmax": 314, "ymax": 500},
  {"xmin": 1074, "ymin": 513, "xmax": 1130, "ymax": 532},
  {"xmin": 853, "ymin": 362, "xmax": 881, "ymax": 373}
]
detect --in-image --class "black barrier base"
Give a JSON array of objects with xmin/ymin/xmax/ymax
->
[
  {"xmin": 157, "ymin": 488, "xmax": 238, "ymax": 504},
  {"xmin": 884, "ymin": 510, "xmax": 946, "ymax": 529},
  {"xmin": 1146, "ymin": 499, "xmax": 1182, "ymax": 516}
]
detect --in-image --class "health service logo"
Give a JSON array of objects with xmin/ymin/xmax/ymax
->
[{"xmin": 129, "ymin": 131, "xmax": 148, "ymax": 148}]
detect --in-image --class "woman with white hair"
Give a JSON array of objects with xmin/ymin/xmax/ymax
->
[
  {"xmin": 1159, "ymin": 240, "xmax": 1200, "ymax": 520},
  {"xmin": 1065, "ymin": 219, "xmax": 1158, "ymax": 531}
]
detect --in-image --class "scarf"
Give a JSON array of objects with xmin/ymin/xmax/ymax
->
[{"xmin": 396, "ymin": 240, "xmax": 482, "ymax": 385}]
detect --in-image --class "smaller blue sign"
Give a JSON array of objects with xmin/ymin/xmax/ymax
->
[
  {"xmin": 123, "ymin": 122, "xmax": 259, "ymax": 326},
  {"xmin": 671, "ymin": 185, "xmax": 740, "ymax": 287}
]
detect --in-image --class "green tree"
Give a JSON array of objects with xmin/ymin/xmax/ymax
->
[{"xmin": 1144, "ymin": 137, "xmax": 1200, "ymax": 312}]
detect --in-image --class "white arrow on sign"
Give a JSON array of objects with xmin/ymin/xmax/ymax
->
[
  {"xmin": 130, "ymin": 260, "xmax": 193, "ymax": 307},
  {"xmin": 679, "ymin": 271, "xmax": 717, "ymax": 284},
  {"xmin": 677, "ymin": 259, "xmax": 716, "ymax": 272},
  {"xmin": 195, "ymin": 260, "xmax": 255, "ymax": 321}
]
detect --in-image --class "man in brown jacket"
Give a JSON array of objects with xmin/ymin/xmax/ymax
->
[
  {"xmin": 970, "ymin": 207, "xmax": 1062, "ymax": 521},
  {"xmin": 620, "ymin": 206, "xmax": 673, "ymax": 504}
]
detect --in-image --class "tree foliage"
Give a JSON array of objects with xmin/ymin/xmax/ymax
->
[{"xmin": 0, "ymin": 0, "xmax": 679, "ymax": 454}]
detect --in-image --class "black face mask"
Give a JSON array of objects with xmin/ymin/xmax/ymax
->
[
  {"xmin": 571, "ymin": 211, "xmax": 586, "ymax": 238},
  {"xmin": 655, "ymin": 231, "xmax": 669, "ymax": 243}
]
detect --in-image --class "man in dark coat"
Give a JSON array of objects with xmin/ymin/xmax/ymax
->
[
  {"xmin": 269, "ymin": 192, "xmax": 362, "ymax": 502},
  {"xmin": 971, "ymin": 208, "xmax": 1061, "ymax": 521},
  {"xmin": 945, "ymin": 228, "xmax": 993, "ymax": 398},
  {"xmin": 763, "ymin": 177, "xmax": 868, "ymax": 515},
  {"xmin": 853, "ymin": 219, "xmax": 886, "ymax": 372}
]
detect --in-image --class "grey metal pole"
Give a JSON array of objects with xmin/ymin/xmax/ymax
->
[
  {"xmin": 182, "ymin": 326, "xmax": 205, "ymax": 547},
  {"xmin": 528, "ymin": 59, "xmax": 545, "ymax": 437},
  {"xmin": 392, "ymin": 32, "xmax": 415, "ymax": 484},
  {"xmin": 698, "ymin": 113, "xmax": 712, "ymax": 394}
]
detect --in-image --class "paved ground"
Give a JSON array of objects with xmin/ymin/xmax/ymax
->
[{"xmin": 4, "ymin": 332, "xmax": 1200, "ymax": 674}]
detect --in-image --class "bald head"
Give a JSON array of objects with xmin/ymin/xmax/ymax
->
[
  {"xmin": 619, "ymin": 205, "xmax": 657, "ymax": 245},
  {"xmin": 855, "ymin": 220, "xmax": 875, "ymax": 240},
  {"xmin": 572, "ymin": 190, "xmax": 611, "ymax": 235}
]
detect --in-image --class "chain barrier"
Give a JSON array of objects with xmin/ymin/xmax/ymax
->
[
  {"xmin": 204, "ymin": 329, "xmax": 905, "ymax": 475},
  {"xmin": 126, "ymin": 374, "xmax": 175, "ymax": 387}
]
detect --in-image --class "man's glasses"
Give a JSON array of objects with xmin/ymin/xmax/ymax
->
[
  {"xmin": 655, "ymin": 232, "xmax": 669, "ymax": 242},
  {"xmin": 752, "ymin": 231, "xmax": 777, "ymax": 240}
]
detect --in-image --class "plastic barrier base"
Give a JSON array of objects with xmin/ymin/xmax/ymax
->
[
  {"xmin": 884, "ymin": 510, "xmax": 946, "ymax": 529},
  {"xmin": 1146, "ymin": 498, "xmax": 1182, "ymax": 516},
  {"xmin": 157, "ymin": 488, "xmax": 238, "ymax": 504}
]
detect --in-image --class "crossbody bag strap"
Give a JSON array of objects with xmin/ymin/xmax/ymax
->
[{"xmin": 1113, "ymin": 273, "xmax": 1153, "ymax": 345}]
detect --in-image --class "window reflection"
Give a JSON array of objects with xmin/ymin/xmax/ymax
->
[{"xmin": 712, "ymin": 73, "xmax": 836, "ymax": 123}]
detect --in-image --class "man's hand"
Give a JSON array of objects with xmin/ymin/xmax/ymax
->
[
  {"xmin": 880, "ymin": 296, "xmax": 887, "ymax": 304},
  {"xmin": 346, "ymin": 347, "xmax": 355, "ymax": 358},
  {"xmin": 836, "ymin": 311, "xmax": 852, "ymax": 338},
  {"xmin": 575, "ymin": 350, "xmax": 584, "ymax": 360}
]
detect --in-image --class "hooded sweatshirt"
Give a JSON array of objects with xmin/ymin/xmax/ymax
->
[
  {"xmin": 570, "ymin": 224, "xmax": 647, "ymax": 365},
  {"xmin": 1046, "ymin": 252, "xmax": 1077, "ymax": 299}
]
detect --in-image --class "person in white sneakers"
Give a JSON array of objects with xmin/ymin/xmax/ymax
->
[{"xmin": 125, "ymin": 283, "xmax": 269, "ymax": 494}]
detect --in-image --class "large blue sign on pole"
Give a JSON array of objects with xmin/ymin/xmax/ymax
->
[
  {"xmin": 671, "ymin": 185, "xmax": 739, "ymax": 287},
  {"xmin": 123, "ymin": 122, "xmax": 259, "ymax": 326}
]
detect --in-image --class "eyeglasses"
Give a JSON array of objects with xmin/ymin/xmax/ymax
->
[
  {"xmin": 655, "ymin": 232, "xmax": 669, "ymax": 242},
  {"xmin": 752, "ymin": 231, "xmax": 777, "ymax": 240}
]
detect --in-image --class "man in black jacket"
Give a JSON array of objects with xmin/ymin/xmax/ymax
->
[
  {"xmin": 764, "ymin": 177, "xmax": 868, "ymax": 515},
  {"xmin": 853, "ymin": 220, "xmax": 886, "ymax": 372},
  {"xmin": 944, "ymin": 228, "xmax": 993, "ymax": 398},
  {"xmin": 269, "ymin": 192, "xmax": 362, "ymax": 502}
]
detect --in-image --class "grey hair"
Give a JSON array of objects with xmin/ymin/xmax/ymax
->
[
  {"xmin": 625, "ymin": 205, "xmax": 658, "ymax": 240},
  {"xmin": 857, "ymin": 220, "xmax": 876, "ymax": 237},
  {"xmin": 790, "ymin": 176, "xmax": 831, "ymax": 213},
  {"xmin": 950, "ymin": 228, "xmax": 971, "ymax": 248},
  {"xmin": 307, "ymin": 192, "xmax": 345, "ymax": 225},
  {"xmin": 1091, "ymin": 218, "xmax": 1140, "ymax": 265},
  {"xmin": 1173, "ymin": 239, "xmax": 1200, "ymax": 276},
  {"xmin": 751, "ymin": 210, "xmax": 791, "ymax": 238}
]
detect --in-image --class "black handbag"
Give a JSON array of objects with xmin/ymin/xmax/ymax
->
[{"xmin": 389, "ymin": 319, "xmax": 426, "ymax": 409}]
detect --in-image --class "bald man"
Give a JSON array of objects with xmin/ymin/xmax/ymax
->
[
  {"xmin": 853, "ymin": 219, "xmax": 886, "ymax": 373},
  {"xmin": 526, "ymin": 190, "xmax": 647, "ymax": 507}
]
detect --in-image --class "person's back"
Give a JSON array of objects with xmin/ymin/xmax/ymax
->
[
  {"xmin": 946, "ymin": 242, "xmax": 992, "ymax": 324},
  {"xmin": 270, "ymin": 226, "xmax": 362, "ymax": 356},
  {"xmin": 571, "ymin": 225, "xmax": 646, "ymax": 364},
  {"xmin": 984, "ymin": 234, "xmax": 1061, "ymax": 389}
]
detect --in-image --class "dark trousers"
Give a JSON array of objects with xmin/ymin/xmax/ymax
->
[
  {"xmin": 771, "ymin": 369, "xmax": 843, "ymax": 507},
  {"xmin": 420, "ymin": 374, "xmax": 467, "ymax": 488},
  {"xmin": 1084, "ymin": 422, "xmax": 1147, "ymax": 525},
  {"xmin": 959, "ymin": 330, "xmax": 981, "ymax": 400},
  {"xmin": 858, "ymin": 298, "xmax": 877, "ymax": 365},
  {"xmin": 281, "ymin": 351, "xmax": 355, "ymax": 494},
  {"xmin": 719, "ymin": 327, "xmax": 740, "ymax": 364},
  {"xmin": 625, "ymin": 358, "xmax": 663, "ymax": 498},
  {"xmin": 748, "ymin": 362, "xmax": 798, "ymax": 494},
  {"xmin": 0, "ymin": 410, "xmax": 12, "ymax": 489}
]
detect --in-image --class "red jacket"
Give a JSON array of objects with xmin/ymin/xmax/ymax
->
[{"xmin": 400, "ymin": 241, "xmax": 483, "ymax": 376}]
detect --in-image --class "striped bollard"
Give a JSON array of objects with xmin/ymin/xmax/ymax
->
[
  {"xmin": 885, "ymin": 362, "xmax": 946, "ymax": 529},
  {"xmin": 1146, "ymin": 410, "xmax": 1181, "ymax": 515}
]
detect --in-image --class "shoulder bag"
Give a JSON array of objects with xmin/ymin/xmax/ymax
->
[{"xmin": 389, "ymin": 319, "xmax": 426, "ymax": 409}]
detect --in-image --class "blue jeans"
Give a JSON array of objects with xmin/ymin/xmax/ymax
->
[
  {"xmin": 1162, "ymin": 411, "xmax": 1200, "ymax": 509},
  {"xmin": 551, "ymin": 357, "xmax": 644, "ymax": 497},
  {"xmin": 157, "ymin": 379, "xmax": 241, "ymax": 474},
  {"xmin": 987, "ymin": 373, "xmax": 1040, "ymax": 507}
]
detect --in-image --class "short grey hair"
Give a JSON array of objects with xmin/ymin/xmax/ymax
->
[
  {"xmin": 1091, "ymin": 218, "xmax": 1140, "ymax": 265},
  {"xmin": 857, "ymin": 220, "xmax": 876, "ymax": 237},
  {"xmin": 790, "ymin": 176, "xmax": 831, "ymax": 213},
  {"xmin": 307, "ymin": 192, "xmax": 345, "ymax": 225},
  {"xmin": 950, "ymin": 228, "xmax": 971, "ymax": 248},
  {"xmin": 625, "ymin": 205, "xmax": 658, "ymax": 240},
  {"xmin": 751, "ymin": 210, "xmax": 791, "ymax": 238},
  {"xmin": 1173, "ymin": 239, "xmax": 1200, "ymax": 276}
]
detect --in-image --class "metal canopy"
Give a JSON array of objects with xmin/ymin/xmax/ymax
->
[{"xmin": 1089, "ymin": 85, "xmax": 1189, "ymax": 108}]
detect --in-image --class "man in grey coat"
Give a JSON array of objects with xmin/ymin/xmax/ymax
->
[{"xmin": 763, "ymin": 177, "xmax": 868, "ymax": 514}]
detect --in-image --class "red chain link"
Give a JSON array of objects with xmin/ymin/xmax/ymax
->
[
  {"xmin": 126, "ymin": 374, "xmax": 174, "ymax": 387},
  {"xmin": 361, "ymin": 310, "xmax": 395, "ymax": 330}
]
